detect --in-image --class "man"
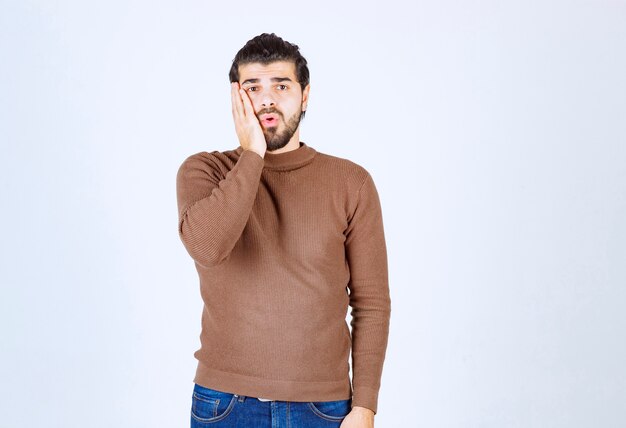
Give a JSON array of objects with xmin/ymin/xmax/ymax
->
[{"xmin": 176, "ymin": 33, "xmax": 391, "ymax": 427}]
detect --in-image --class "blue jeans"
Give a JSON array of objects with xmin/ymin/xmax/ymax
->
[{"xmin": 190, "ymin": 383, "xmax": 352, "ymax": 427}]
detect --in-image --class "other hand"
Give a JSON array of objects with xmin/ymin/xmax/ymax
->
[{"xmin": 339, "ymin": 406, "xmax": 375, "ymax": 428}]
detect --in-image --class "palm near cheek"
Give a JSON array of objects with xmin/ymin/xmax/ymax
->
[{"xmin": 230, "ymin": 82, "xmax": 266, "ymax": 157}]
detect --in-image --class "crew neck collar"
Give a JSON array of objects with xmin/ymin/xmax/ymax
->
[{"xmin": 236, "ymin": 141, "xmax": 317, "ymax": 170}]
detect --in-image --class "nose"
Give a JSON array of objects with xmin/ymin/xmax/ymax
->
[{"xmin": 258, "ymin": 88, "xmax": 276, "ymax": 108}]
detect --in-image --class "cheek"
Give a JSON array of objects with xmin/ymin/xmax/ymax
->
[
  {"xmin": 245, "ymin": 92, "xmax": 262, "ymax": 107},
  {"xmin": 247, "ymin": 95, "xmax": 261, "ymax": 108},
  {"xmin": 284, "ymin": 96, "xmax": 303, "ymax": 111}
]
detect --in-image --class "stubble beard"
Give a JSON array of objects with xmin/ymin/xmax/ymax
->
[{"xmin": 262, "ymin": 109, "xmax": 304, "ymax": 152}]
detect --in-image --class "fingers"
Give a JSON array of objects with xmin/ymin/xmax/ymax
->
[
  {"xmin": 231, "ymin": 82, "xmax": 259, "ymax": 123},
  {"xmin": 229, "ymin": 81, "xmax": 265, "ymax": 151},
  {"xmin": 238, "ymin": 86, "xmax": 254, "ymax": 117},
  {"xmin": 231, "ymin": 82, "xmax": 244, "ymax": 120}
]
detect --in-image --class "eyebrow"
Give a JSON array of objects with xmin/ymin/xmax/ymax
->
[{"xmin": 241, "ymin": 77, "xmax": 294, "ymax": 85}]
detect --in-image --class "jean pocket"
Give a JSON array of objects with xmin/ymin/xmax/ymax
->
[
  {"xmin": 307, "ymin": 398, "xmax": 352, "ymax": 421},
  {"xmin": 191, "ymin": 384, "xmax": 237, "ymax": 424}
]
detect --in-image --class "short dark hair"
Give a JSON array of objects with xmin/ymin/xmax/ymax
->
[{"xmin": 229, "ymin": 33, "xmax": 310, "ymax": 119}]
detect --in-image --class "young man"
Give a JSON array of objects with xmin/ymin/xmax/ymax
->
[{"xmin": 176, "ymin": 33, "xmax": 391, "ymax": 427}]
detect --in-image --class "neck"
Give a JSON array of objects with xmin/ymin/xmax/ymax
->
[{"xmin": 236, "ymin": 141, "xmax": 317, "ymax": 171}]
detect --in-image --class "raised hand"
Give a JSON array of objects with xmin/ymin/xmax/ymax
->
[{"xmin": 231, "ymin": 82, "xmax": 266, "ymax": 158}]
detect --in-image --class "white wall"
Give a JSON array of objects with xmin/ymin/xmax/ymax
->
[{"xmin": 1, "ymin": 0, "xmax": 625, "ymax": 427}]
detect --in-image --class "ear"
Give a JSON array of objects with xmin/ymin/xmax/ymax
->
[{"xmin": 301, "ymin": 84, "xmax": 310, "ymax": 111}]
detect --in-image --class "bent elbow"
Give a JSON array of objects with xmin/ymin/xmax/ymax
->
[{"xmin": 178, "ymin": 219, "xmax": 229, "ymax": 268}]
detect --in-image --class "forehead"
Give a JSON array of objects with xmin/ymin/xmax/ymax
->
[{"xmin": 238, "ymin": 61, "xmax": 297, "ymax": 83}]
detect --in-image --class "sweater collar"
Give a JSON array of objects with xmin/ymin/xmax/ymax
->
[{"xmin": 236, "ymin": 141, "xmax": 317, "ymax": 171}]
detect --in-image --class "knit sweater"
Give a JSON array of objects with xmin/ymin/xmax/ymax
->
[{"xmin": 176, "ymin": 141, "xmax": 391, "ymax": 414}]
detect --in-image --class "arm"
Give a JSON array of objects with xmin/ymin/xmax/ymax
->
[
  {"xmin": 345, "ymin": 172, "xmax": 391, "ymax": 416},
  {"xmin": 176, "ymin": 149, "xmax": 264, "ymax": 267},
  {"xmin": 176, "ymin": 82, "xmax": 267, "ymax": 268}
]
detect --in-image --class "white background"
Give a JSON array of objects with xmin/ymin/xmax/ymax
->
[{"xmin": 1, "ymin": 1, "xmax": 625, "ymax": 427}]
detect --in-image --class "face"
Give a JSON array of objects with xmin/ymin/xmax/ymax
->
[{"xmin": 238, "ymin": 60, "xmax": 310, "ymax": 152}]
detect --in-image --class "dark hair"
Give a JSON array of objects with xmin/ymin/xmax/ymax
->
[{"xmin": 229, "ymin": 33, "xmax": 310, "ymax": 119}]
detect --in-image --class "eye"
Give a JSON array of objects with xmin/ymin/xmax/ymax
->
[
  {"xmin": 277, "ymin": 84, "xmax": 287, "ymax": 90},
  {"xmin": 247, "ymin": 86, "xmax": 257, "ymax": 92}
]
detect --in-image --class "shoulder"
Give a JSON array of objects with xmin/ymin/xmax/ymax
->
[
  {"xmin": 313, "ymin": 150, "xmax": 372, "ymax": 190},
  {"xmin": 177, "ymin": 147, "xmax": 240, "ymax": 177}
]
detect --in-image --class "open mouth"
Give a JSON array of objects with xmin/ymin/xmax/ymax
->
[{"xmin": 261, "ymin": 116, "xmax": 279, "ymax": 127}]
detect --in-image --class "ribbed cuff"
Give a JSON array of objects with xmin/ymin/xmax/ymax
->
[
  {"xmin": 240, "ymin": 148, "xmax": 265, "ymax": 164},
  {"xmin": 351, "ymin": 386, "xmax": 380, "ymax": 415}
]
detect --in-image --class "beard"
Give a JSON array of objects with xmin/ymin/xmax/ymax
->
[{"xmin": 261, "ymin": 108, "xmax": 304, "ymax": 152}]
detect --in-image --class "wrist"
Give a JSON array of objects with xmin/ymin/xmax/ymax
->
[
  {"xmin": 352, "ymin": 406, "xmax": 375, "ymax": 417},
  {"xmin": 244, "ymin": 148, "xmax": 265, "ymax": 159}
]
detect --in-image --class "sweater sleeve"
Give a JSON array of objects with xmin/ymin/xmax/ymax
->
[
  {"xmin": 176, "ymin": 149, "xmax": 264, "ymax": 268},
  {"xmin": 345, "ymin": 172, "xmax": 391, "ymax": 415}
]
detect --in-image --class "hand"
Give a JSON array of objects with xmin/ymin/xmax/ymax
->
[
  {"xmin": 231, "ymin": 82, "xmax": 266, "ymax": 158},
  {"xmin": 339, "ymin": 406, "xmax": 375, "ymax": 428}
]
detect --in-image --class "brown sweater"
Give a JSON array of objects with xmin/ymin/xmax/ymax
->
[{"xmin": 176, "ymin": 141, "xmax": 391, "ymax": 414}]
